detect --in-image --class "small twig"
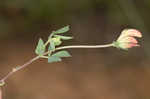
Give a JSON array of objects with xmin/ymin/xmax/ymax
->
[
  {"xmin": 0, "ymin": 25, "xmax": 142, "ymax": 99},
  {"xmin": 0, "ymin": 56, "xmax": 40, "ymax": 83},
  {"xmin": 0, "ymin": 43, "xmax": 113, "ymax": 84}
]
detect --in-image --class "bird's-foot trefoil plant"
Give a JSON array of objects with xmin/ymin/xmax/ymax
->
[{"xmin": 0, "ymin": 26, "xmax": 142, "ymax": 98}]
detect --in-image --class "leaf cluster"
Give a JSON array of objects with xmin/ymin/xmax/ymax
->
[{"xmin": 35, "ymin": 25, "xmax": 72, "ymax": 63}]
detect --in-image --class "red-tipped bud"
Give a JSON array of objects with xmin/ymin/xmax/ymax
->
[{"xmin": 113, "ymin": 29, "xmax": 142, "ymax": 50}]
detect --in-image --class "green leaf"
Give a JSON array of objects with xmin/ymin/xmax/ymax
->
[
  {"xmin": 53, "ymin": 25, "xmax": 70, "ymax": 34},
  {"xmin": 48, "ymin": 56, "xmax": 62, "ymax": 63},
  {"xmin": 54, "ymin": 35, "xmax": 73, "ymax": 40},
  {"xmin": 52, "ymin": 50, "xmax": 71, "ymax": 57},
  {"xmin": 35, "ymin": 38, "xmax": 45, "ymax": 55},
  {"xmin": 48, "ymin": 40, "xmax": 55, "ymax": 51}
]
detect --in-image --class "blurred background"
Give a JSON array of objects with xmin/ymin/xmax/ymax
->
[{"xmin": 0, "ymin": 0, "xmax": 149, "ymax": 99}]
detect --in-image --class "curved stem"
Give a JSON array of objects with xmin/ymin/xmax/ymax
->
[
  {"xmin": 0, "ymin": 56, "xmax": 40, "ymax": 83},
  {"xmin": 0, "ymin": 43, "xmax": 114, "ymax": 84}
]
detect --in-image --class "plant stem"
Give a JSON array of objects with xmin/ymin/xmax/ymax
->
[
  {"xmin": 0, "ymin": 43, "xmax": 113, "ymax": 84},
  {"xmin": 44, "ymin": 39, "xmax": 50, "ymax": 46},
  {"xmin": 56, "ymin": 43, "xmax": 114, "ymax": 50},
  {"xmin": 44, "ymin": 43, "xmax": 114, "ymax": 55},
  {"xmin": 0, "ymin": 56, "xmax": 40, "ymax": 83}
]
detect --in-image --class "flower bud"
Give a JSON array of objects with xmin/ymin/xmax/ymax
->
[
  {"xmin": 113, "ymin": 29, "xmax": 142, "ymax": 50},
  {"xmin": 51, "ymin": 37, "xmax": 62, "ymax": 46}
]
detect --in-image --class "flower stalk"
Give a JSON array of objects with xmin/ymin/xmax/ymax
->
[
  {"xmin": 0, "ymin": 25, "xmax": 142, "ymax": 99},
  {"xmin": 0, "ymin": 43, "xmax": 113, "ymax": 86}
]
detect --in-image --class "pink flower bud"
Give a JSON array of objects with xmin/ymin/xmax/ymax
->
[
  {"xmin": 118, "ymin": 43, "xmax": 139, "ymax": 49},
  {"xmin": 113, "ymin": 29, "xmax": 142, "ymax": 50},
  {"xmin": 118, "ymin": 37, "xmax": 138, "ymax": 43},
  {"xmin": 117, "ymin": 29, "xmax": 142, "ymax": 41}
]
